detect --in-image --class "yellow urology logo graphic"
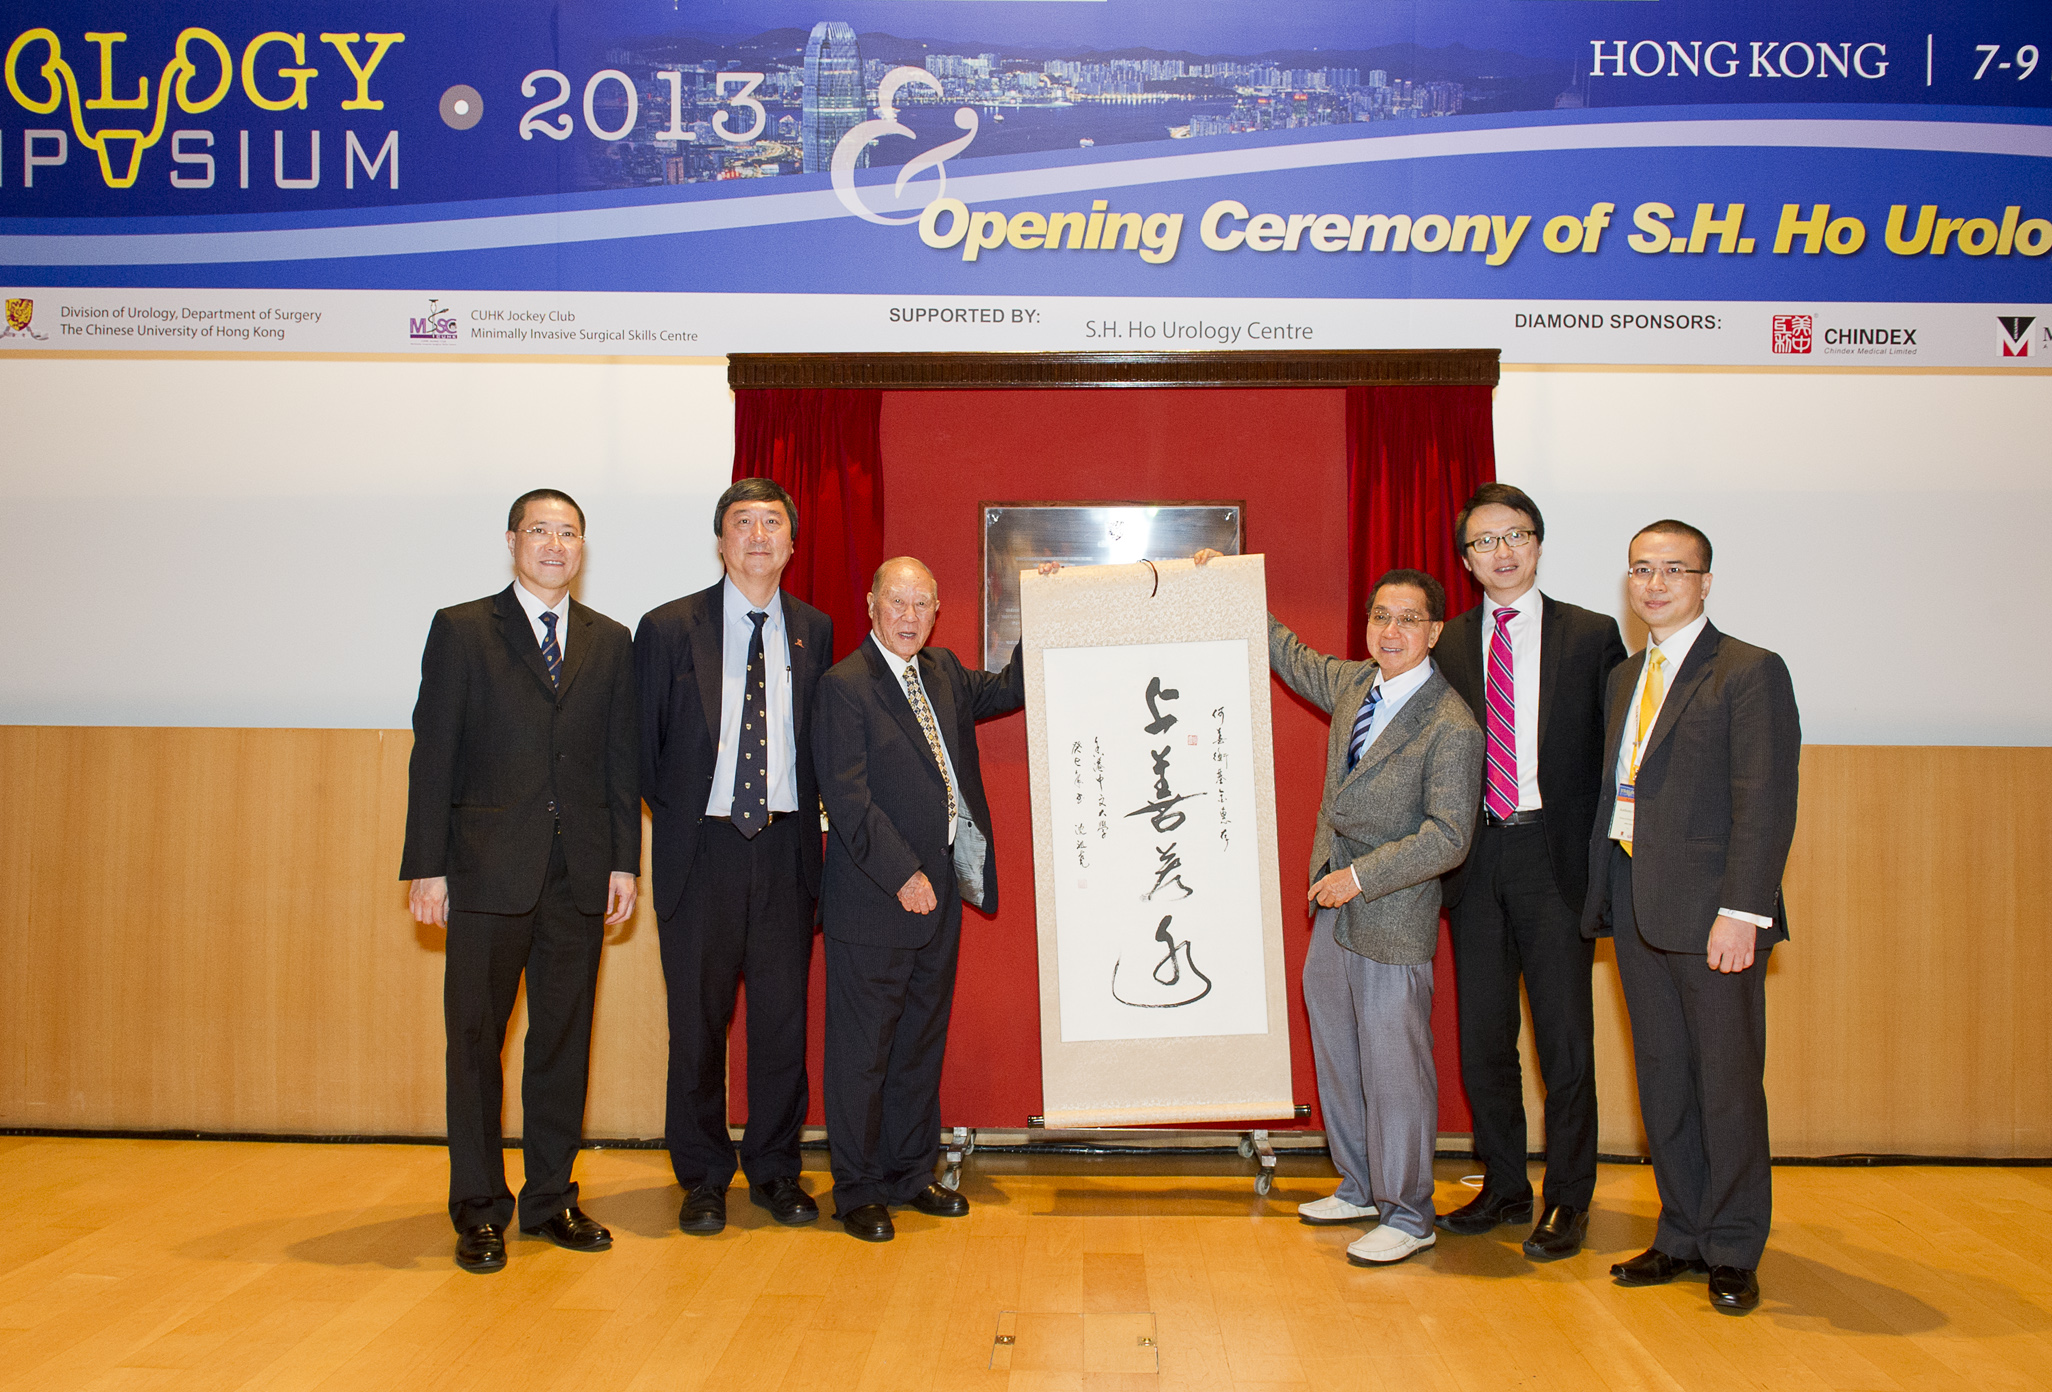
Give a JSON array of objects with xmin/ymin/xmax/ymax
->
[
  {"xmin": 6, "ymin": 299, "xmax": 33, "ymax": 331},
  {"xmin": 3, "ymin": 27, "xmax": 401, "ymax": 188}
]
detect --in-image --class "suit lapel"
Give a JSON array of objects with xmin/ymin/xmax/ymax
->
[
  {"xmin": 921, "ymin": 649, "xmax": 962, "ymax": 769},
  {"xmin": 690, "ymin": 586, "xmax": 725, "ymax": 747},
  {"xmin": 786, "ymin": 599, "xmax": 820, "ymax": 751},
  {"xmin": 1535, "ymin": 592, "xmax": 1562, "ymax": 764},
  {"xmin": 1602, "ymin": 649, "xmax": 1643, "ymax": 777},
  {"xmin": 1640, "ymin": 622, "xmax": 1722, "ymax": 765},
  {"xmin": 553, "ymin": 600, "xmax": 595, "ymax": 699},
  {"xmin": 866, "ymin": 640, "xmax": 943, "ymax": 791},
  {"xmin": 494, "ymin": 587, "xmax": 557, "ymax": 698}
]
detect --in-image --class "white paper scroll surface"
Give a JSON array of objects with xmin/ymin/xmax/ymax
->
[{"xmin": 1021, "ymin": 557, "xmax": 1294, "ymax": 1128}]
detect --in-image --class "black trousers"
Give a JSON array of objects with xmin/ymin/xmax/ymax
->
[
  {"xmin": 1608, "ymin": 844, "xmax": 1774, "ymax": 1269},
  {"xmin": 657, "ymin": 813, "xmax": 814, "ymax": 1192},
  {"xmin": 822, "ymin": 890, "xmax": 962, "ymax": 1214},
  {"xmin": 1449, "ymin": 818, "xmax": 1598, "ymax": 1210},
  {"xmin": 444, "ymin": 837, "xmax": 602, "ymax": 1232}
]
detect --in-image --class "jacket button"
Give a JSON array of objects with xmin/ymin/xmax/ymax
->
[{"xmin": 547, "ymin": 800, "xmax": 557, "ymax": 814}]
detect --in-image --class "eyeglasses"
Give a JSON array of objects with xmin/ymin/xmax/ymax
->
[
  {"xmin": 1463, "ymin": 528, "xmax": 1535, "ymax": 554},
  {"xmin": 518, "ymin": 525, "xmax": 583, "ymax": 544},
  {"xmin": 1367, "ymin": 608, "xmax": 1431, "ymax": 632},
  {"xmin": 1626, "ymin": 564, "xmax": 1706, "ymax": 582}
]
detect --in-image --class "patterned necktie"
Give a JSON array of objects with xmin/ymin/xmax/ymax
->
[
  {"xmin": 1346, "ymin": 683, "xmax": 1383, "ymax": 771},
  {"xmin": 1622, "ymin": 648, "xmax": 1666, "ymax": 857},
  {"xmin": 904, "ymin": 662, "xmax": 958, "ymax": 824},
  {"xmin": 539, "ymin": 610, "xmax": 562, "ymax": 689},
  {"xmin": 1483, "ymin": 606, "xmax": 1518, "ymax": 820},
  {"xmin": 732, "ymin": 610, "xmax": 769, "ymax": 838}
]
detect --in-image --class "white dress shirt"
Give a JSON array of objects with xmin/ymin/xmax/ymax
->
[
  {"xmin": 706, "ymin": 578, "xmax": 798, "ymax": 816},
  {"xmin": 1355, "ymin": 655, "xmax": 1436, "ymax": 758},
  {"xmin": 1482, "ymin": 588, "xmax": 1543, "ymax": 811},
  {"xmin": 1612, "ymin": 611, "xmax": 1772, "ymax": 928},
  {"xmin": 512, "ymin": 580, "xmax": 568, "ymax": 657},
  {"xmin": 876, "ymin": 633, "xmax": 961, "ymax": 845}
]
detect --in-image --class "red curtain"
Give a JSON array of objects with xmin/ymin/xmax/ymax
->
[
  {"xmin": 1344, "ymin": 381, "xmax": 1497, "ymax": 1133},
  {"xmin": 1344, "ymin": 384, "xmax": 1496, "ymax": 659},
  {"xmin": 732, "ymin": 387, "xmax": 886, "ymax": 660}
]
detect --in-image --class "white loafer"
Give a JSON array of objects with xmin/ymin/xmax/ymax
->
[
  {"xmin": 1345, "ymin": 1224, "xmax": 1436, "ymax": 1265},
  {"xmin": 1297, "ymin": 1194, "xmax": 1379, "ymax": 1225}
]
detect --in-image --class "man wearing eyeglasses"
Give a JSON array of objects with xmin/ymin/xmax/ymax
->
[
  {"xmin": 1584, "ymin": 520, "xmax": 1799, "ymax": 1314},
  {"xmin": 402, "ymin": 488, "xmax": 641, "ymax": 1274},
  {"xmin": 635, "ymin": 478, "xmax": 833, "ymax": 1236},
  {"xmin": 1230, "ymin": 558, "xmax": 1482, "ymax": 1267},
  {"xmin": 1433, "ymin": 484, "xmax": 1625, "ymax": 1261}
]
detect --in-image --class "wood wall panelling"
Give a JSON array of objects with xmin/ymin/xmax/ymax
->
[{"xmin": 0, "ymin": 730, "xmax": 2044, "ymax": 1157}]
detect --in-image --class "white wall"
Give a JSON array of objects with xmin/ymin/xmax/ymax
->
[
  {"xmin": 9, "ymin": 359, "xmax": 733, "ymax": 728},
  {"xmin": 4, "ymin": 357, "xmax": 2045, "ymax": 743},
  {"xmin": 1494, "ymin": 369, "xmax": 2051, "ymax": 746}
]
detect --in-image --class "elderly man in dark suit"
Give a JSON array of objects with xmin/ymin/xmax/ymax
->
[
  {"xmin": 635, "ymin": 478, "xmax": 833, "ymax": 1235},
  {"xmin": 1258, "ymin": 563, "xmax": 1484, "ymax": 1267},
  {"xmin": 1434, "ymin": 483, "xmax": 1626, "ymax": 1260},
  {"xmin": 402, "ymin": 488, "xmax": 640, "ymax": 1274},
  {"xmin": 812, "ymin": 556, "xmax": 1026, "ymax": 1242},
  {"xmin": 1583, "ymin": 519, "xmax": 1799, "ymax": 1315}
]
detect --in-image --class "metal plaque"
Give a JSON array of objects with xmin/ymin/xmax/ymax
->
[{"xmin": 981, "ymin": 503, "xmax": 1242, "ymax": 671}]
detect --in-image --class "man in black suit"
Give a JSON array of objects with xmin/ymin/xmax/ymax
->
[
  {"xmin": 1583, "ymin": 520, "xmax": 1800, "ymax": 1315},
  {"xmin": 402, "ymin": 488, "xmax": 640, "ymax": 1274},
  {"xmin": 1434, "ymin": 484, "xmax": 1626, "ymax": 1260},
  {"xmin": 635, "ymin": 478, "xmax": 832, "ymax": 1234},
  {"xmin": 813, "ymin": 556, "xmax": 1025, "ymax": 1242}
]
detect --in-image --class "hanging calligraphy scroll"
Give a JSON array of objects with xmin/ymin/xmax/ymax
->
[{"xmin": 1021, "ymin": 556, "xmax": 1294, "ymax": 1128}]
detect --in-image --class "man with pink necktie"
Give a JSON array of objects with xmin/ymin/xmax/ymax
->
[{"xmin": 1433, "ymin": 484, "xmax": 1625, "ymax": 1261}]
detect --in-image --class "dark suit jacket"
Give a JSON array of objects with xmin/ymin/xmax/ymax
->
[
  {"xmin": 1580, "ymin": 621, "xmax": 1801, "ymax": 952},
  {"xmin": 634, "ymin": 581, "xmax": 833, "ymax": 920},
  {"xmin": 400, "ymin": 586, "xmax": 640, "ymax": 917},
  {"xmin": 814, "ymin": 637, "xmax": 1024, "ymax": 949},
  {"xmin": 1436, "ymin": 593, "xmax": 1627, "ymax": 913}
]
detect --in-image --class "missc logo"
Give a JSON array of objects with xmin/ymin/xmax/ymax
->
[{"xmin": 409, "ymin": 298, "xmax": 458, "ymax": 341}]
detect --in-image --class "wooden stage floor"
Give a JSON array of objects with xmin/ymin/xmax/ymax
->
[{"xmin": 0, "ymin": 1136, "xmax": 2046, "ymax": 1391}]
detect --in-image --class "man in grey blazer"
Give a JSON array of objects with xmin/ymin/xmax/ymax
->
[
  {"xmin": 1241, "ymin": 559, "xmax": 1484, "ymax": 1267},
  {"xmin": 1581, "ymin": 520, "xmax": 1799, "ymax": 1315}
]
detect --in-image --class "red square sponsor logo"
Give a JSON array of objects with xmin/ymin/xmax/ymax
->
[{"xmin": 1771, "ymin": 314, "xmax": 1812, "ymax": 354}]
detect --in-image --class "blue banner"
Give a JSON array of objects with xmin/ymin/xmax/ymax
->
[{"xmin": 3, "ymin": 2, "xmax": 2048, "ymax": 362}]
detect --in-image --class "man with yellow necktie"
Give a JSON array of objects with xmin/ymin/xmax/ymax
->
[{"xmin": 1580, "ymin": 520, "xmax": 1800, "ymax": 1316}]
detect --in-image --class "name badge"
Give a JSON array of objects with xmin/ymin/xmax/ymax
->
[{"xmin": 1608, "ymin": 782, "xmax": 1636, "ymax": 841}]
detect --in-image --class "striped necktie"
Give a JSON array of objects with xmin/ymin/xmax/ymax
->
[
  {"xmin": 539, "ymin": 610, "xmax": 562, "ymax": 689},
  {"xmin": 904, "ymin": 662, "xmax": 958, "ymax": 823},
  {"xmin": 1346, "ymin": 684, "xmax": 1383, "ymax": 770},
  {"xmin": 1622, "ymin": 648, "xmax": 1666, "ymax": 857},
  {"xmin": 1482, "ymin": 606, "xmax": 1518, "ymax": 820}
]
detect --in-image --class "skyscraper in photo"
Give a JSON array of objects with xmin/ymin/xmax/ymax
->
[{"xmin": 802, "ymin": 21, "xmax": 864, "ymax": 174}]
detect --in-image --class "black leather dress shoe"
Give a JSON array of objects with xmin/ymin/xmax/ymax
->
[
  {"xmin": 907, "ymin": 1182, "xmax": 969, "ymax": 1217},
  {"xmin": 750, "ymin": 1177, "xmax": 820, "ymax": 1226},
  {"xmin": 455, "ymin": 1223, "xmax": 507, "ymax": 1273},
  {"xmin": 1522, "ymin": 1204, "xmax": 1589, "ymax": 1261},
  {"xmin": 1611, "ymin": 1247, "xmax": 1710, "ymax": 1286},
  {"xmin": 840, "ymin": 1203, "xmax": 895, "ymax": 1242},
  {"xmin": 522, "ymin": 1206, "xmax": 612, "ymax": 1251},
  {"xmin": 678, "ymin": 1184, "xmax": 727, "ymax": 1235},
  {"xmin": 1708, "ymin": 1265, "xmax": 1761, "ymax": 1313},
  {"xmin": 1434, "ymin": 1189, "xmax": 1534, "ymax": 1235}
]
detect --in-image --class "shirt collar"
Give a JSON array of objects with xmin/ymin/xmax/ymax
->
[
  {"xmin": 512, "ymin": 580, "xmax": 566, "ymax": 625},
  {"xmin": 1485, "ymin": 587, "xmax": 1542, "ymax": 625},
  {"xmin": 870, "ymin": 631, "xmax": 918, "ymax": 677},
  {"xmin": 723, "ymin": 575, "xmax": 783, "ymax": 627},
  {"xmin": 1371, "ymin": 656, "xmax": 1435, "ymax": 704},
  {"xmin": 1649, "ymin": 611, "xmax": 1710, "ymax": 668}
]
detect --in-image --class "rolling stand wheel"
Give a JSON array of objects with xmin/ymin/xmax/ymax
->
[
  {"xmin": 941, "ymin": 1126, "xmax": 976, "ymax": 1190},
  {"xmin": 1242, "ymin": 1129, "xmax": 1276, "ymax": 1195}
]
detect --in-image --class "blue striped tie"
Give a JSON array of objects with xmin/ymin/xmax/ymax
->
[
  {"xmin": 1346, "ymin": 684, "xmax": 1382, "ymax": 770},
  {"xmin": 540, "ymin": 610, "xmax": 562, "ymax": 688}
]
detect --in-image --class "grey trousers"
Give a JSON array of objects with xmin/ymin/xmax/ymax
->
[{"xmin": 1303, "ymin": 910, "xmax": 1438, "ymax": 1238}]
